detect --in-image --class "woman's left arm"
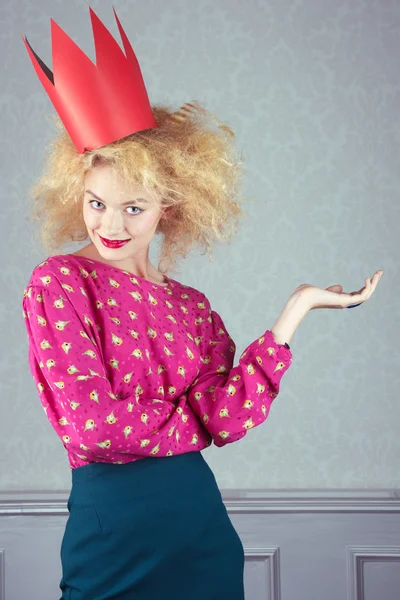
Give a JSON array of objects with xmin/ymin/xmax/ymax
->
[{"xmin": 187, "ymin": 295, "xmax": 296, "ymax": 447}]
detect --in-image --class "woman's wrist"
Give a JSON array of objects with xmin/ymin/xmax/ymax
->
[{"xmin": 270, "ymin": 292, "xmax": 310, "ymax": 346}]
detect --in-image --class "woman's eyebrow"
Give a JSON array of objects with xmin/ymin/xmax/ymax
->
[{"xmin": 85, "ymin": 189, "xmax": 149, "ymax": 205}]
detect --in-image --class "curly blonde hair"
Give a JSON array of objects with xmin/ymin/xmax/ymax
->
[{"xmin": 27, "ymin": 101, "xmax": 246, "ymax": 274}]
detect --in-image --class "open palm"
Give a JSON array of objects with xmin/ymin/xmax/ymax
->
[{"xmin": 294, "ymin": 270, "xmax": 383, "ymax": 310}]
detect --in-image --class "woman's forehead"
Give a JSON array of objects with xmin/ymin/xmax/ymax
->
[{"xmin": 84, "ymin": 166, "xmax": 157, "ymax": 201}]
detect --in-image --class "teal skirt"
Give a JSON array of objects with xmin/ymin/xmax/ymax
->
[{"xmin": 59, "ymin": 451, "xmax": 245, "ymax": 599}]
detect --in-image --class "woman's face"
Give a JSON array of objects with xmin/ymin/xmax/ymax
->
[{"xmin": 82, "ymin": 163, "xmax": 164, "ymax": 261}]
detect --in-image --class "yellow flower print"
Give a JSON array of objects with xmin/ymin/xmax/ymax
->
[
  {"xmin": 147, "ymin": 326, "xmax": 157, "ymax": 339},
  {"xmin": 150, "ymin": 442, "xmax": 160, "ymax": 454},
  {"xmin": 61, "ymin": 341, "xmax": 72, "ymax": 353},
  {"xmin": 39, "ymin": 275, "xmax": 51, "ymax": 286},
  {"xmin": 129, "ymin": 291, "xmax": 142, "ymax": 302},
  {"xmin": 55, "ymin": 320, "xmax": 69, "ymax": 331},
  {"xmin": 105, "ymin": 411, "xmax": 117, "ymax": 424},
  {"xmin": 39, "ymin": 339, "xmax": 52, "ymax": 351},
  {"xmin": 89, "ymin": 390, "xmax": 100, "ymax": 404},
  {"xmin": 219, "ymin": 407, "xmax": 230, "ymax": 418},
  {"xmin": 243, "ymin": 399, "xmax": 253, "ymax": 409},
  {"xmin": 186, "ymin": 347, "xmax": 194, "ymax": 360},
  {"xmin": 243, "ymin": 416, "xmax": 254, "ymax": 430},
  {"xmin": 227, "ymin": 383, "xmax": 236, "ymax": 396},
  {"xmin": 112, "ymin": 333, "xmax": 123, "ymax": 346},
  {"xmin": 54, "ymin": 297, "xmax": 65, "ymax": 308},
  {"xmin": 96, "ymin": 440, "xmax": 111, "ymax": 449},
  {"xmin": 123, "ymin": 426, "xmax": 133, "ymax": 438},
  {"xmin": 256, "ymin": 382, "xmax": 265, "ymax": 395},
  {"xmin": 148, "ymin": 292, "xmax": 157, "ymax": 306}
]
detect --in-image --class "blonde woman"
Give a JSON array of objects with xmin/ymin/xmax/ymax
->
[{"xmin": 21, "ymin": 7, "xmax": 382, "ymax": 600}]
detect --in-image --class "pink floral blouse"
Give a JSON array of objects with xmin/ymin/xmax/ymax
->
[{"xmin": 21, "ymin": 254, "xmax": 293, "ymax": 469}]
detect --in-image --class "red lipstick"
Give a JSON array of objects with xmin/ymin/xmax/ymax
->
[{"xmin": 99, "ymin": 235, "xmax": 131, "ymax": 249}]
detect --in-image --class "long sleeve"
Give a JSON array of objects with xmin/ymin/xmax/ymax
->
[
  {"xmin": 187, "ymin": 294, "xmax": 293, "ymax": 447},
  {"xmin": 22, "ymin": 284, "xmax": 212, "ymax": 466}
]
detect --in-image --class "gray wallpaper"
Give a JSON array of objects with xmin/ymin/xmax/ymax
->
[{"xmin": 2, "ymin": 0, "xmax": 398, "ymax": 490}]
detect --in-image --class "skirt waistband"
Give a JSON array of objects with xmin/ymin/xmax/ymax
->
[{"xmin": 71, "ymin": 450, "xmax": 205, "ymax": 484}]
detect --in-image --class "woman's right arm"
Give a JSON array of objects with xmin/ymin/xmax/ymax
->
[{"xmin": 22, "ymin": 284, "xmax": 209, "ymax": 463}]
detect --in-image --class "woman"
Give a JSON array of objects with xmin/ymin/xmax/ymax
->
[{"xmin": 21, "ymin": 7, "xmax": 382, "ymax": 600}]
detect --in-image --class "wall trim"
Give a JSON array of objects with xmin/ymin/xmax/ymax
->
[
  {"xmin": 245, "ymin": 546, "xmax": 281, "ymax": 600},
  {"xmin": 347, "ymin": 546, "xmax": 400, "ymax": 600},
  {"xmin": 0, "ymin": 489, "xmax": 399, "ymax": 516},
  {"xmin": 223, "ymin": 489, "xmax": 400, "ymax": 513}
]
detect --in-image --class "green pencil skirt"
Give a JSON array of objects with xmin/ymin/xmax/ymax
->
[{"xmin": 59, "ymin": 450, "xmax": 245, "ymax": 599}]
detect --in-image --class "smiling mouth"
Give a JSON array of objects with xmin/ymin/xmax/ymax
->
[
  {"xmin": 98, "ymin": 235, "xmax": 131, "ymax": 249},
  {"xmin": 99, "ymin": 235, "xmax": 131, "ymax": 242}
]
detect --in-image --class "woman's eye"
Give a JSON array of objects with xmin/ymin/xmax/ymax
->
[
  {"xmin": 89, "ymin": 200, "xmax": 143, "ymax": 215},
  {"xmin": 127, "ymin": 206, "xmax": 143, "ymax": 215},
  {"xmin": 89, "ymin": 200, "xmax": 102, "ymax": 209}
]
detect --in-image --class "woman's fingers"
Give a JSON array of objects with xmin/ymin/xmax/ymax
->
[
  {"xmin": 344, "ymin": 271, "xmax": 383, "ymax": 307},
  {"xmin": 297, "ymin": 270, "xmax": 383, "ymax": 310}
]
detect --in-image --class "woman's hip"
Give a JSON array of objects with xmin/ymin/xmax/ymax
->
[{"xmin": 60, "ymin": 450, "xmax": 244, "ymax": 599}]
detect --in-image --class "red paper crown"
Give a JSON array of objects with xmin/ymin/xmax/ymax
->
[{"xmin": 22, "ymin": 6, "xmax": 159, "ymax": 154}]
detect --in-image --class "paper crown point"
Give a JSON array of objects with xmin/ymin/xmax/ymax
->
[{"xmin": 22, "ymin": 6, "xmax": 158, "ymax": 154}]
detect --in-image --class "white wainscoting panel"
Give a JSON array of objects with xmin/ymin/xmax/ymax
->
[
  {"xmin": 347, "ymin": 546, "xmax": 400, "ymax": 600},
  {"xmin": 244, "ymin": 546, "xmax": 281, "ymax": 600}
]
